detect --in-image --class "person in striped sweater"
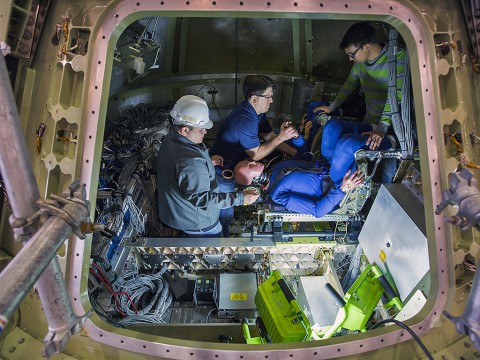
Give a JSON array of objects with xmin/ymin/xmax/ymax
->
[{"xmin": 317, "ymin": 21, "xmax": 405, "ymax": 183}]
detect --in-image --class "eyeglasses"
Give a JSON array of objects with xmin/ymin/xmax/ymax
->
[
  {"xmin": 346, "ymin": 43, "xmax": 365, "ymax": 59},
  {"xmin": 255, "ymin": 94, "xmax": 274, "ymax": 100}
]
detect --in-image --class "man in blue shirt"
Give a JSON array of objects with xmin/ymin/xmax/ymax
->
[{"xmin": 210, "ymin": 75, "xmax": 298, "ymax": 235}]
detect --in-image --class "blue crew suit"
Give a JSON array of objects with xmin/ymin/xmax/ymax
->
[
  {"xmin": 267, "ymin": 160, "xmax": 346, "ymax": 218},
  {"xmin": 322, "ymin": 119, "xmax": 395, "ymax": 184},
  {"xmin": 268, "ymin": 126, "xmax": 380, "ymax": 216}
]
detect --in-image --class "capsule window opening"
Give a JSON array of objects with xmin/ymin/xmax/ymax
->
[{"xmin": 88, "ymin": 14, "xmax": 430, "ymax": 348}]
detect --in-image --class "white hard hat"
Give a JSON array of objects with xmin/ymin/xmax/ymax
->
[{"xmin": 170, "ymin": 95, "xmax": 213, "ymax": 129}]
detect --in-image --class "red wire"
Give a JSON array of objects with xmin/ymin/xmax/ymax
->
[
  {"xmin": 115, "ymin": 291, "xmax": 139, "ymax": 313},
  {"xmin": 92, "ymin": 262, "xmax": 112, "ymax": 285},
  {"xmin": 90, "ymin": 262, "xmax": 139, "ymax": 314},
  {"xmin": 89, "ymin": 268, "xmax": 125, "ymax": 317}
]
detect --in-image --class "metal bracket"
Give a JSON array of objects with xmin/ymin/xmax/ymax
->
[
  {"xmin": 142, "ymin": 253, "xmax": 166, "ymax": 268},
  {"xmin": 272, "ymin": 216, "xmax": 284, "ymax": 242},
  {"xmin": 232, "ymin": 253, "xmax": 256, "ymax": 266},
  {"xmin": 203, "ymin": 254, "xmax": 226, "ymax": 267},
  {"xmin": 43, "ymin": 310, "xmax": 92, "ymax": 358},
  {"xmin": 172, "ymin": 254, "xmax": 195, "ymax": 268},
  {"xmin": 435, "ymin": 168, "xmax": 480, "ymax": 231}
]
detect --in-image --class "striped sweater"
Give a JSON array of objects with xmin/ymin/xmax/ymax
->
[{"xmin": 330, "ymin": 45, "xmax": 406, "ymax": 134}]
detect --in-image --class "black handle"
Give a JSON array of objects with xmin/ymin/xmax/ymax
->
[
  {"xmin": 378, "ymin": 275, "xmax": 399, "ymax": 300},
  {"xmin": 278, "ymin": 278, "xmax": 295, "ymax": 303},
  {"xmin": 325, "ymin": 283, "xmax": 346, "ymax": 306},
  {"xmin": 255, "ymin": 316, "xmax": 271, "ymax": 343}
]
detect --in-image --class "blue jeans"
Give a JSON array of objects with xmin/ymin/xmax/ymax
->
[
  {"xmin": 215, "ymin": 167, "xmax": 235, "ymax": 237},
  {"xmin": 322, "ymin": 119, "xmax": 396, "ymax": 185},
  {"xmin": 380, "ymin": 158, "xmax": 398, "ymax": 183}
]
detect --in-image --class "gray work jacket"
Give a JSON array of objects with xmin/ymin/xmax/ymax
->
[{"xmin": 157, "ymin": 130, "xmax": 244, "ymax": 231}]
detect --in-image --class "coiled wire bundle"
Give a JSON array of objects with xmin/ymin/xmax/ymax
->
[{"xmin": 89, "ymin": 258, "xmax": 173, "ymax": 326}]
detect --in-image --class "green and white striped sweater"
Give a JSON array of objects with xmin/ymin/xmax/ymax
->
[{"xmin": 330, "ymin": 45, "xmax": 406, "ymax": 134}]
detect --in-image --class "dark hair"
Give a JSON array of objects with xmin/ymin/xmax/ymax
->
[
  {"xmin": 242, "ymin": 75, "xmax": 276, "ymax": 99},
  {"xmin": 339, "ymin": 22, "xmax": 377, "ymax": 49}
]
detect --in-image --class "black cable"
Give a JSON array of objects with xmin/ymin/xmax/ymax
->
[
  {"xmin": 209, "ymin": 86, "xmax": 224, "ymax": 121},
  {"xmin": 368, "ymin": 318, "xmax": 434, "ymax": 360},
  {"xmin": 214, "ymin": 101, "xmax": 224, "ymax": 122},
  {"xmin": 195, "ymin": 84, "xmax": 212, "ymax": 96},
  {"xmin": 89, "ymin": 293, "xmax": 124, "ymax": 328}
]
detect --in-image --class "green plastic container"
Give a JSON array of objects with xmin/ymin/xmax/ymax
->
[{"xmin": 255, "ymin": 270, "xmax": 311, "ymax": 343}]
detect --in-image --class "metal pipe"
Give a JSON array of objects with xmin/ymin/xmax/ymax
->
[
  {"xmin": 0, "ymin": 54, "xmax": 82, "ymax": 356},
  {"xmin": 0, "ymin": 51, "xmax": 40, "ymax": 219},
  {"xmin": 0, "ymin": 199, "xmax": 87, "ymax": 323},
  {"xmin": 37, "ymin": 260, "xmax": 76, "ymax": 326}
]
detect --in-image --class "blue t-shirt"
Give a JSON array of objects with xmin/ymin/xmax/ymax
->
[{"xmin": 210, "ymin": 100, "xmax": 273, "ymax": 169}]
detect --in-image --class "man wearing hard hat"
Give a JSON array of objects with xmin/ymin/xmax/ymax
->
[{"xmin": 157, "ymin": 95, "xmax": 259, "ymax": 237}]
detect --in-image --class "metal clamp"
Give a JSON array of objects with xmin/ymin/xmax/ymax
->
[
  {"xmin": 9, "ymin": 212, "xmax": 41, "ymax": 242},
  {"xmin": 355, "ymin": 149, "xmax": 402, "ymax": 183},
  {"xmin": 37, "ymin": 196, "xmax": 88, "ymax": 239},
  {"xmin": 9, "ymin": 181, "xmax": 92, "ymax": 241},
  {"xmin": 443, "ymin": 257, "xmax": 480, "ymax": 350},
  {"xmin": 272, "ymin": 216, "xmax": 284, "ymax": 242},
  {"xmin": 43, "ymin": 310, "xmax": 92, "ymax": 358}
]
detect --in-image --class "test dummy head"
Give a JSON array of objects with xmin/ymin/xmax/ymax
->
[{"xmin": 234, "ymin": 160, "xmax": 266, "ymax": 186}]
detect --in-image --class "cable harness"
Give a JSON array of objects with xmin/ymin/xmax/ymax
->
[
  {"xmin": 89, "ymin": 258, "xmax": 173, "ymax": 327},
  {"xmin": 387, "ymin": 27, "xmax": 414, "ymax": 159}
]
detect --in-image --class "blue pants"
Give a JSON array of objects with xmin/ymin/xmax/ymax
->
[
  {"xmin": 269, "ymin": 171, "xmax": 345, "ymax": 218},
  {"xmin": 322, "ymin": 119, "xmax": 396, "ymax": 185},
  {"xmin": 215, "ymin": 167, "xmax": 235, "ymax": 237},
  {"xmin": 182, "ymin": 221, "xmax": 223, "ymax": 238},
  {"xmin": 268, "ymin": 159, "xmax": 312, "ymax": 186}
]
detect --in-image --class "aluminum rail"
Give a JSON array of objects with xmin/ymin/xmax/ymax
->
[{"xmin": 0, "ymin": 54, "xmax": 86, "ymax": 357}]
